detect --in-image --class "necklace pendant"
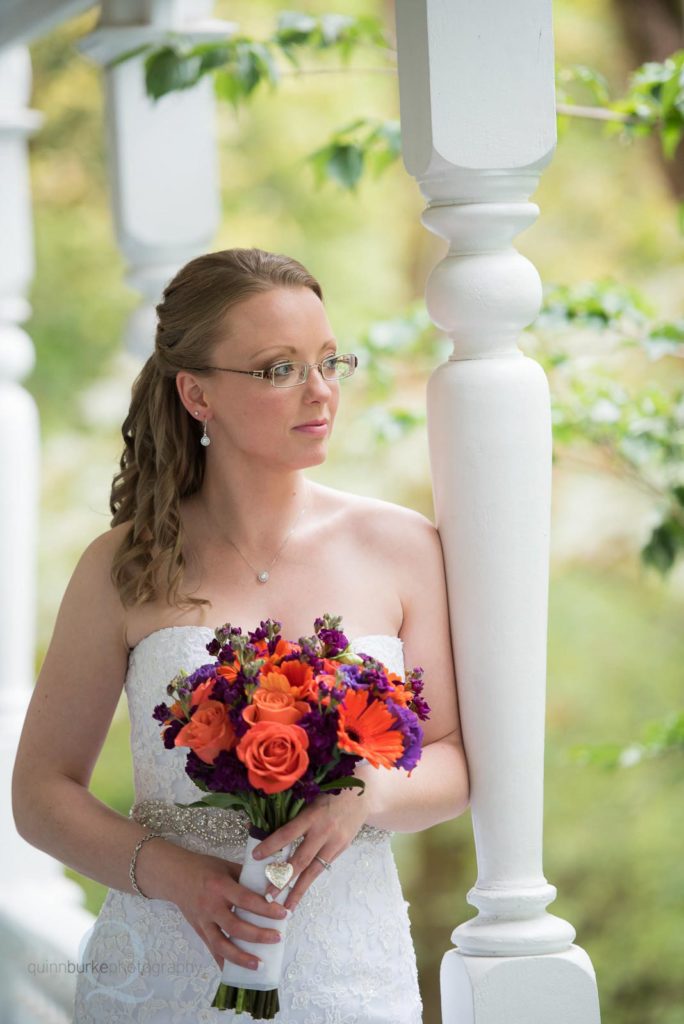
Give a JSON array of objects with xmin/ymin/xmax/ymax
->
[{"xmin": 257, "ymin": 570, "xmax": 270, "ymax": 583}]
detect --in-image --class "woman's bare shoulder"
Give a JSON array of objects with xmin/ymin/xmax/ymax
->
[
  {"xmin": 313, "ymin": 482, "xmax": 435, "ymax": 544},
  {"xmin": 80, "ymin": 521, "xmax": 134, "ymax": 569},
  {"xmin": 66, "ymin": 522, "xmax": 134, "ymax": 622}
]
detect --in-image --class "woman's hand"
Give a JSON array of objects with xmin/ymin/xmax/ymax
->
[
  {"xmin": 252, "ymin": 785, "xmax": 372, "ymax": 912},
  {"xmin": 167, "ymin": 848, "xmax": 291, "ymax": 973}
]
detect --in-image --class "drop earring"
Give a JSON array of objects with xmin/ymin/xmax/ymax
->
[{"xmin": 200, "ymin": 419, "xmax": 211, "ymax": 447}]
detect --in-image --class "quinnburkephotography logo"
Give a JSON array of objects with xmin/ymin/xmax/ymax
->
[{"xmin": 63, "ymin": 916, "xmax": 209, "ymax": 1006}]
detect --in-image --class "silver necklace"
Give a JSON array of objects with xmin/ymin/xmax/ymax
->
[{"xmin": 226, "ymin": 485, "xmax": 310, "ymax": 584}]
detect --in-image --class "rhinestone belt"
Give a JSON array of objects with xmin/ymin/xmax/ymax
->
[{"xmin": 129, "ymin": 799, "xmax": 393, "ymax": 848}]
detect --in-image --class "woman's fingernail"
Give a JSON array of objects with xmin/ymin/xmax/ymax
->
[
  {"xmin": 265, "ymin": 893, "xmax": 274, "ymax": 903},
  {"xmin": 253, "ymin": 850, "xmax": 263, "ymax": 860}
]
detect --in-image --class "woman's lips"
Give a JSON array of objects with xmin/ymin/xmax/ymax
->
[{"xmin": 293, "ymin": 422, "xmax": 328, "ymax": 435}]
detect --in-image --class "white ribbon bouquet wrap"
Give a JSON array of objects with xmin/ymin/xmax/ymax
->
[{"xmin": 219, "ymin": 832, "xmax": 300, "ymax": 992}]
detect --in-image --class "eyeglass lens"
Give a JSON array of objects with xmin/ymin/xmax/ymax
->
[{"xmin": 271, "ymin": 354, "xmax": 356, "ymax": 387}]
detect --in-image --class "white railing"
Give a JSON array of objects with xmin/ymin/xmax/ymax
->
[{"xmin": 393, "ymin": 1, "xmax": 601, "ymax": 1021}]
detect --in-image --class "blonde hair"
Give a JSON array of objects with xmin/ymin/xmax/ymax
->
[{"xmin": 109, "ymin": 247, "xmax": 323, "ymax": 609}]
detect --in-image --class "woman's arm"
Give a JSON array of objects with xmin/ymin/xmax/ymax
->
[
  {"xmin": 12, "ymin": 525, "xmax": 182, "ymax": 898},
  {"xmin": 11, "ymin": 527, "xmax": 288, "ymax": 972},
  {"xmin": 354, "ymin": 503, "xmax": 470, "ymax": 832}
]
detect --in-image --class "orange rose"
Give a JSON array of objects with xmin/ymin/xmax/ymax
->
[
  {"xmin": 236, "ymin": 721, "xmax": 309, "ymax": 794},
  {"xmin": 242, "ymin": 671, "xmax": 310, "ymax": 726},
  {"xmin": 174, "ymin": 700, "xmax": 236, "ymax": 764},
  {"xmin": 190, "ymin": 677, "xmax": 217, "ymax": 707}
]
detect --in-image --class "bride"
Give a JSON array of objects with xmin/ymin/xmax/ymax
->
[{"xmin": 12, "ymin": 247, "xmax": 469, "ymax": 1022}]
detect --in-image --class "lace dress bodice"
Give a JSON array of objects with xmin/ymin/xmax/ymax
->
[{"xmin": 73, "ymin": 627, "xmax": 423, "ymax": 1024}]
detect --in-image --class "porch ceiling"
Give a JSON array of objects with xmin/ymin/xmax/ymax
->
[{"xmin": 0, "ymin": 0, "xmax": 95, "ymax": 51}]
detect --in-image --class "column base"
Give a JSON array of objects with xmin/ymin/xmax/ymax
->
[{"xmin": 441, "ymin": 944, "xmax": 601, "ymax": 1024}]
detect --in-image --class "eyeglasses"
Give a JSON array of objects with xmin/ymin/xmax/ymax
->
[{"xmin": 186, "ymin": 352, "xmax": 358, "ymax": 389}]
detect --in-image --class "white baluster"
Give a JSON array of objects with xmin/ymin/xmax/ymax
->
[
  {"xmin": 79, "ymin": 0, "xmax": 231, "ymax": 358},
  {"xmin": 0, "ymin": 45, "xmax": 94, "ymax": 1024},
  {"xmin": 394, "ymin": 2, "xmax": 601, "ymax": 1021}
]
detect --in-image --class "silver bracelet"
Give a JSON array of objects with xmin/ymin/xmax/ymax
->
[{"xmin": 129, "ymin": 831, "xmax": 163, "ymax": 899}]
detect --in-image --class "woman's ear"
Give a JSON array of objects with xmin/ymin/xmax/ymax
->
[{"xmin": 176, "ymin": 370, "xmax": 211, "ymax": 420}]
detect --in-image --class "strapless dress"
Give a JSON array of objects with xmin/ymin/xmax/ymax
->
[{"xmin": 72, "ymin": 626, "xmax": 423, "ymax": 1023}]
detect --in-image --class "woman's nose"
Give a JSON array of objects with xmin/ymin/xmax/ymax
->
[{"xmin": 303, "ymin": 363, "xmax": 334, "ymax": 398}]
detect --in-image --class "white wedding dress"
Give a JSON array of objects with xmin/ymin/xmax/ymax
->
[{"xmin": 72, "ymin": 625, "xmax": 424, "ymax": 1024}]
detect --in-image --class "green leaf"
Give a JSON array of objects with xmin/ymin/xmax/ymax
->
[
  {"xmin": 325, "ymin": 143, "xmax": 365, "ymax": 190},
  {"xmin": 145, "ymin": 46, "xmax": 203, "ymax": 100},
  {"xmin": 176, "ymin": 793, "xmax": 245, "ymax": 810},
  {"xmin": 318, "ymin": 776, "xmax": 366, "ymax": 792},
  {"xmin": 642, "ymin": 519, "xmax": 682, "ymax": 574},
  {"xmin": 273, "ymin": 11, "xmax": 318, "ymax": 47}
]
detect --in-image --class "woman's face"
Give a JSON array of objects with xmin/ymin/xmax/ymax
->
[{"xmin": 183, "ymin": 286, "xmax": 341, "ymax": 472}]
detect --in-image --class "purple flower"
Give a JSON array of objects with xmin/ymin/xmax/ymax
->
[
  {"xmin": 187, "ymin": 664, "xmax": 219, "ymax": 689},
  {"xmin": 358, "ymin": 663, "xmax": 393, "ymax": 695},
  {"xmin": 296, "ymin": 706, "xmax": 339, "ymax": 765},
  {"xmin": 162, "ymin": 718, "xmax": 183, "ymax": 749},
  {"xmin": 334, "ymin": 664, "xmax": 363, "ymax": 688},
  {"xmin": 326, "ymin": 752, "xmax": 360, "ymax": 787},
  {"xmin": 386, "ymin": 698, "xmax": 424, "ymax": 772},
  {"xmin": 318, "ymin": 628, "xmax": 349, "ymax": 656},
  {"xmin": 291, "ymin": 776, "xmax": 322, "ymax": 804},
  {"xmin": 204, "ymin": 750, "xmax": 250, "ymax": 792},
  {"xmin": 411, "ymin": 694, "xmax": 431, "ymax": 722},
  {"xmin": 227, "ymin": 705, "xmax": 250, "ymax": 741},
  {"xmin": 406, "ymin": 666, "xmax": 425, "ymax": 696},
  {"xmin": 153, "ymin": 702, "xmax": 170, "ymax": 723}
]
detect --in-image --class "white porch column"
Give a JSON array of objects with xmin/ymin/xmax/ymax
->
[
  {"xmin": 79, "ymin": 0, "xmax": 231, "ymax": 359},
  {"xmin": 0, "ymin": 45, "xmax": 95, "ymax": 1024},
  {"xmin": 394, "ymin": 3, "xmax": 601, "ymax": 1022}
]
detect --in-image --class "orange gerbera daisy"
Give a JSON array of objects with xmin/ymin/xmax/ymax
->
[
  {"xmin": 337, "ymin": 689, "xmax": 404, "ymax": 769},
  {"xmin": 383, "ymin": 682, "xmax": 412, "ymax": 708}
]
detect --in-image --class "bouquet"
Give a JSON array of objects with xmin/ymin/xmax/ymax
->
[{"xmin": 152, "ymin": 613, "xmax": 430, "ymax": 1019}]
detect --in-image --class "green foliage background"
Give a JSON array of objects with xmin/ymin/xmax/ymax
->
[{"xmin": 23, "ymin": 0, "xmax": 684, "ymax": 1022}]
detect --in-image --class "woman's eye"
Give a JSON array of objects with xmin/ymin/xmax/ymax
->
[{"xmin": 272, "ymin": 362, "xmax": 295, "ymax": 376}]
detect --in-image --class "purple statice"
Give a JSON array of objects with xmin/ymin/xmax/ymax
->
[
  {"xmin": 293, "ymin": 636, "xmax": 324, "ymax": 672},
  {"xmin": 333, "ymin": 663, "xmax": 364, "ymax": 689},
  {"xmin": 290, "ymin": 775, "xmax": 322, "ymax": 804},
  {"xmin": 209, "ymin": 675, "xmax": 238, "ymax": 705},
  {"xmin": 226, "ymin": 705, "xmax": 250, "ymax": 742},
  {"xmin": 162, "ymin": 718, "xmax": 184, "ymax": 749},
  {"xmin": 186, "ymin": 663, "xmax": 220, "ymax": 690},
  {"xmin": 185, "ymin": 749, "xmax": 214, "ymax": 785},
  {"xmin": 325, "ymin": 752, "xmax": 360, "ymax": 788},
  {"xmin": 386, "ymin": 698, "xmax": 424, "ymax": 773},
  {"xmin": 411, "ymin": 694, "xmax": 431, "ymax": 722},
  {"xmin": 295, "ymin": 706, "xmax": 339, "ymax": 766},
  {"xmin": 406, "ymin": 666, "xmax": 425, "ymax": 695},
  {"xmin": 203, "ymin": 749, "xmax": 250, "ymax": 793},
  {"xmin": 153, "ymin": 702, "xmax": 170, "ymax": 723},
  {"xmin": 318, "ymin": 628, "xmax": 349, "ymax": 657},
  {"xmin": 218, "ymin": 644, "xmax": 236, "ymax": 664},
  {"xmin": 247, "ymin": 618, "xmax": 283, "ymax": 655},
  {"xmin": 356, "ymin": 661, "xmax": 394, "ymax": 696}
]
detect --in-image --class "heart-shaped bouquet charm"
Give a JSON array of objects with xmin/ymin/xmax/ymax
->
[{"xmin": 264, "ymin": 859, "xmax": 294, "ymax": 890}]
